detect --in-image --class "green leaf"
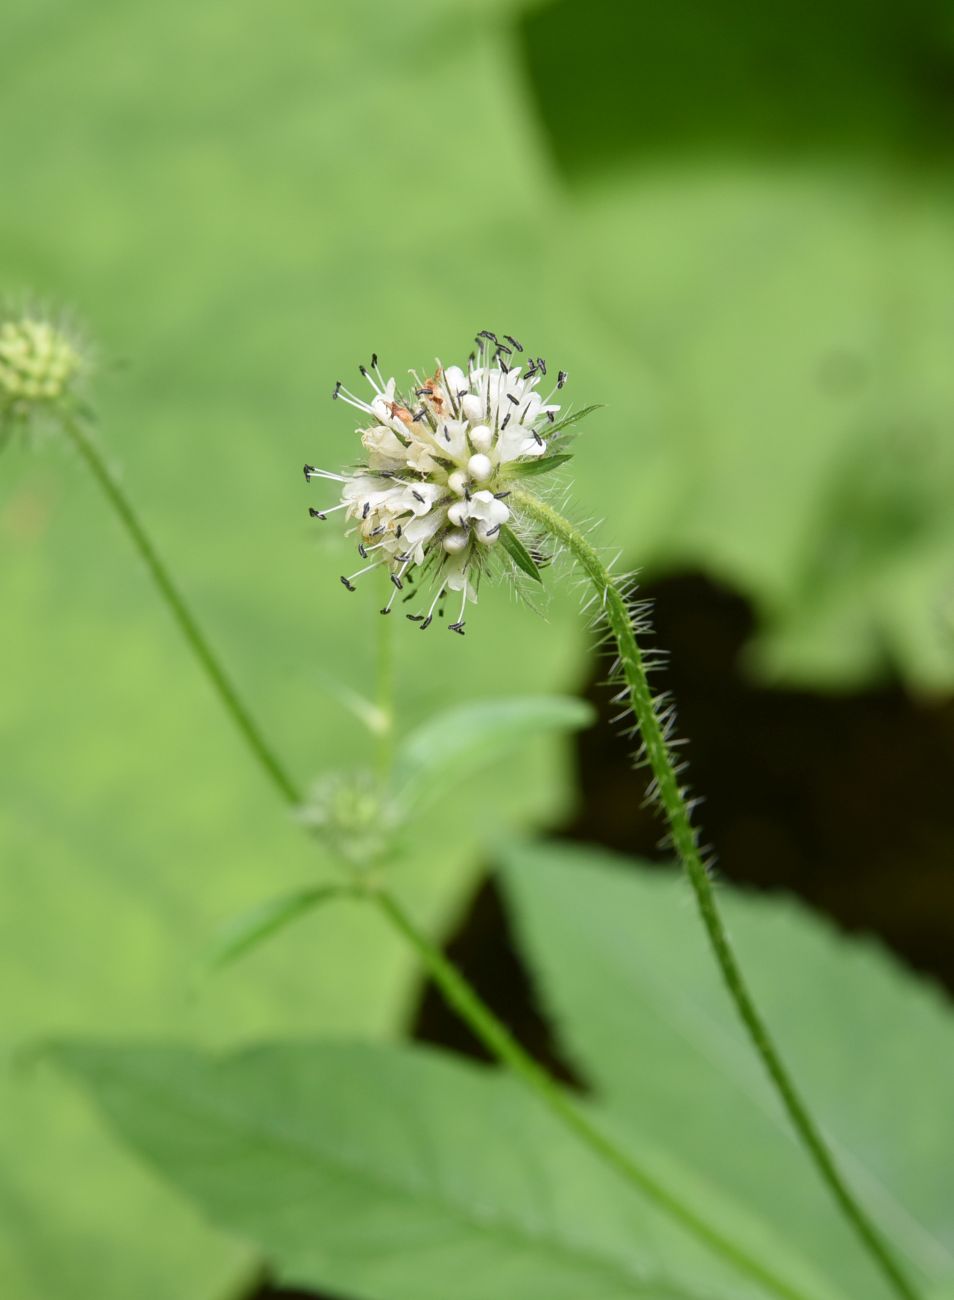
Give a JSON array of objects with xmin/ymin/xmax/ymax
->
[
  {"xmin": 394, "ymin": 694, "xmax": 594, "ymax": 811},
  {"xmin": 206, "ymin": 885, "xmax": 349, "ymax": 972},
  {"xmin": 499, "ymin": 524, "xmax": 544, "ymax": 582},
  {"xmin": 507, "ymin": 453, "xmax": 574, "ymax": 477},
  {"xmin": 501, "ymin": 841, "xmax": 954, "ymax": 1300},
  {"xmin": 50, "ymin": 1038, "xmax": 843, "ymax": 1300}
]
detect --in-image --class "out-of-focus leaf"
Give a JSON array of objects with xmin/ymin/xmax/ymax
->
[
  {"xmin": 557, "ymin": 166, "xmax": 954, "ymax": 689},
  {"xmin": 502, "ymin": 839, "xmax": 954, "ymax": 1300},
  {"xmin": 394, "ymin": 694, "xmax": 593, "ymax": 811},
  {"xmin": 50, "ymin": 1038, "xmax": 846, "ymax": 1300},
  {"xmin": 206, "ymin": 885, "xmax": 349, "ymax": 972}
]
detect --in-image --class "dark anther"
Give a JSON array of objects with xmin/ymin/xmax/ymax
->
[
  {"xmin": 362, "ymin": 501, "xmax": 371, "ymax": 518},
  {"xmin": 340, "ymin": 576, "xmax": 356, "ymax": 592},
  {"xmin": 557, "ymin": 370, "xmax": 567, "ymax": 388},
  {"xmin": 457, "ymin": 389, "xmax": 468, "ymax": 401},
  {"xmin": 396, "ymin": 524, "xmax": 403, "ymax": 537},
  {"xmin": 498, "ymin": 357, "xmax": 510, "ymax": 374},
  {"xmin": 486, "ymin": 523, "xmax": 501, "ymax": 537},
  {"xmin": 536, "ymin": 357, "xmax": 547, "ymax": 375},
  {"xmin": 507, "ymin": 393, "xmax": 520, "ymax": 405},
  {"xmin": 478, "ymin": 329, "xmax": 498, "ymax": 343},
  {"xmin": 359, "ymin": 364, "xmax": 369, "ymax": 378},
  {"xmin": 412, "ymin": 490, "xmax": 425, "ymax": 503},
  {"xmin": 303, "ymin": 464, "xmax": 315, "ymax": 480},
  {"xmin": 421, "ymin": 616, "xmax": 432, "ymax": 630},
  {"xmin": 371, "ymin": 353, "xmax": 378, "ymax": 368},
  {"xmin": 412, "ymin": 408, "xmax": 428, "ymax": 422},
  {"xmin": 332, "ymin": 381, "xmax": 341, "ymax": 399},
  {"xmin": 501, "ymin": 413, "xmax": 511, "ymax": 430},
  {"xmin": 357, "ymin": 543, "xmax": 367, "ymax": 558},
  {"xmin": 494, "ymin": 491, "xmax": 511, "ymax": 500},
  {"xmin": 309, "ymin": 507, "xmax": 326, "ymax": 519},
  {"xmin": 380, "ymin": 606, "xmax": 391, "ymax": 615},
  {"xmin": 545, "ymin": 410, "xmax": 556, "ymax": 423},
  {"xmin": 391, "ymin": 574, "xmax": 404, "ymax": 590},
  {"xmin": 504, "ymin": 334, "xmax": 523, "ymax": 352},
  {"xmin": 533, "ymin": 430, "xmax": 543, "ymax": 445},
  {"xmin": 407, "ymin": 613, "xmax": 424, "ymax": 622},
  {"xmin": 443, "ymin": 424, "xmax": 451, "ymax": 442},
  {"xmin": 448, "ymin": 621, "xmax": 466, "ymax": 635}
]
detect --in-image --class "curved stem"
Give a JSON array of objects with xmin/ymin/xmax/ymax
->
[
  {"xmin": 511, "ymin": 485, "xmax": 919, "ymax": 1300},
  {"xmin": 375, "ymin": 887, "xmax": 812, "ymax": 1300},
  {"xmin": 61, "ymin": 413, "xmax": 301, "ymax": 807}
]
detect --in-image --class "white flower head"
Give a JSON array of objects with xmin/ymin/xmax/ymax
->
[{"xmin": 304, "ymin": 331, "xmax": 573, "ymax": 635}]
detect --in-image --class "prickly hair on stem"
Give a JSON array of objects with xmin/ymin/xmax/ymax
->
[{"xmin": 538, "ymin": 495, "xmax": 707, "ymax": 860}]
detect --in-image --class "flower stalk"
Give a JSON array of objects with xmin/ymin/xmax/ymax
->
[
  {"xmin": 59, "ymin": 412, "xmax": 301, "ymax": 808},
  {"xmin": 510, "ymin": 483, "xmax": 920, "ymax": 1300}
]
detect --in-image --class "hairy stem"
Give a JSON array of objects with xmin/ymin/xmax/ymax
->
[
  {"xmin": 62, "ymin": 413, "xmax": 301, "ymax": 807},
  {"xmin": 375, "ymin": 887, "xmax": 811, "ymax": 1300},
  {"xmin": 511, "ymin": 484, "xmax": 919, "ymax": 1300}
]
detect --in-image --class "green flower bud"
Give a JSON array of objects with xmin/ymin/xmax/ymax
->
[{"xmin": 0, "ymin": 311, "xmax": 84, "ymax": 432}]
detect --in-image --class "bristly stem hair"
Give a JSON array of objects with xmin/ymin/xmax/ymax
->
[{"xmin": 510, "ymin": 483, "xmax": 920, "ymax": 1300}]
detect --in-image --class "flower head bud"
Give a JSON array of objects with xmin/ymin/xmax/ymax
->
[
  {"xmin": 304, "ymin": 331, "xmax": 575, "ymax": 635},
  {"xmin": 298, "ymin": 772, "xmax": 393, "ymax": 869},
  {"xmin": 0, "ymin": 309, "xmax": 84, "ymax": 433}
]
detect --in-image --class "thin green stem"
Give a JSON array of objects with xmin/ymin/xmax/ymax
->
[
  {"xmin": 511, "ymin": 485, "xmax": 920, "ymax": 1300},
  {"xmin": 375, "ymin": 888, "xmax": 811, "ymax": 1300},
  {"xmin": 61, "ymin": 412, "xmax": 302, "ymax": 807}
]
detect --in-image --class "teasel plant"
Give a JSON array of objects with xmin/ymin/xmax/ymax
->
[{"xmin": 8, "ymin": 305, "xmax": 921, "ymax": 1300}]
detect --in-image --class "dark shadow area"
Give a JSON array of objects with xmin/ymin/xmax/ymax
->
[
  {"xmin": 517, "ymin": 0, "xmax": 954, "ymax": 179},
  {"xmin": 563, "ymin": 572, "xmax": 954, "ymax": 989},
  {"xmin": 251, "ymin": 570, "xmax": 954, "ymax": 1299}
]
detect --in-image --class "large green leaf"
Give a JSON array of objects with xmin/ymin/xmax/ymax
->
[
  {"xmin": 50, "ymin": 1038, "xmax": 845, "ymax": 1300},
  {"xmin": 394, "ymin": 694, "xmax": 594, "ymax": 811},
  {"xmin": 555, "ymin": 167, "xmax": 954, "ymax": 691},
  {"xmin": 502, "ymin": 840, "xmax": 954, "ymax": 1299}
]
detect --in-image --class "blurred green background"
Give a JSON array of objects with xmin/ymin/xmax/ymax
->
[{"xmin": 3, "ymin": 0, "xmax": 954, "ymax": 1297}]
